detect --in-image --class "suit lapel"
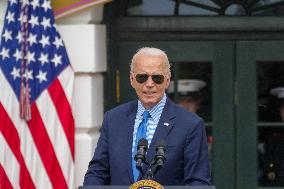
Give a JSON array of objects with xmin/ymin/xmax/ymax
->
[
  {"xmin": 123, "ymin": 101, "xmax": 138, "ymax": 183},
  {"xmin": 143, "ymin": 100, "xmax": 176, "ymax": 174}
]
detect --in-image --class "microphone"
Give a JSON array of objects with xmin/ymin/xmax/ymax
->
[
  {"xmin": 153, "ymin": 140, "xmax": 166, "ymax": 175},
  {"xmin": 134, "ymin": 138, "xmax": 148, "ymax": 175}
]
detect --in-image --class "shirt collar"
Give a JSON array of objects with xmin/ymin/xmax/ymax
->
[{"xmin": 137, "ymin": 93, "xmax": 167, "ymax": 124}]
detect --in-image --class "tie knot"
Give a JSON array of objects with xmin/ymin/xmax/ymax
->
[{"xmin": 142, "ymin": 111, "xmax": 150, "ymax": 120}]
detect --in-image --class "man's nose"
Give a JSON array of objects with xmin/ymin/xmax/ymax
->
[{"xmin": 144, "ymin": 76, "xmax": 155, "ymax": 86}]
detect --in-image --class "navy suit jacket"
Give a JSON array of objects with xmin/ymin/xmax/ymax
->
[{"xmin": 83, "ymin": 99, "xmax": 211, "ymax": 186}]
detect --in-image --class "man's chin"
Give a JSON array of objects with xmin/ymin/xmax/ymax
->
[{"xmin": 140, "ymin": 99, "xmax": 158, "ymax": 109}]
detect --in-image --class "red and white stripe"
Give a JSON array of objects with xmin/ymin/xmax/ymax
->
[{"xmin": 0, "ymin": 66, "xmax": 75, "ymax": 189}]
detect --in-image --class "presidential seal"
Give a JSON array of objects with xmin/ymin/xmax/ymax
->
[{"xmin": 129, "ymin": 179, "xmax": 164, "ymax": 189}]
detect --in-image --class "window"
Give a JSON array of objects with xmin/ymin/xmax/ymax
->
[{"xmin": 126, "ymin": 0, "xmax": 284, "ymax": 16}]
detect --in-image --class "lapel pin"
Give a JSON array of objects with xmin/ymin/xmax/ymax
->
[{"xmin": 163, "ymin": 122, "xmax": 170, "ymax": 127}]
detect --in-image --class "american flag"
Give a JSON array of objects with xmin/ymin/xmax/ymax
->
[{"xmin": 0, "ymin": 0, "xmax": 75, "ymax": 189}]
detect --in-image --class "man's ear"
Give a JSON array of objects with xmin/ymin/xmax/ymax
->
[
  {"xmin": 130, "ymin": 73, "xmax": 134, "ymax": 87},
  {"xmin": 165, "ymin": 74, "xmax": 171, "ymax": 89}
]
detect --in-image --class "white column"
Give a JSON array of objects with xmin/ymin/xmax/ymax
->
[
  {"xmin": 0, "ymin": 1, "xmax": 7, "ymax": 30},
  {"xmin": 57, "ymin": 6, "xmax": 106, "ymax": 187}
]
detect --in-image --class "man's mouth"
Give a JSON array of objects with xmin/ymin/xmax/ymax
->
[{"xmin": 143, "ymin": 91, "xmax": 156, "ymax": 95}]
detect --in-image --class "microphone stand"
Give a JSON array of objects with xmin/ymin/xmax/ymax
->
[
  {"xmin": 136, "ymin": 139, "xmax": 166, "ymax": 181},
  {"xmin": 141, "ymin": 159, "xmax": 163, "ymax": 180},
  {"xmin": 141, "ymin": 160, "xmax": 154, "ymax": 180}
]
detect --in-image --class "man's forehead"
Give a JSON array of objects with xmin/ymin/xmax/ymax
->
[
  {"xmin": 132, "ymin": 55, "xmax": 169, "ymax": 74},
  {"xmin": 133, "ymin": 64, "xmax": 167, "ymax": 73},
  {"xmin": 134, "ymin": 58, "xmax": 165, "ymax": 68}
]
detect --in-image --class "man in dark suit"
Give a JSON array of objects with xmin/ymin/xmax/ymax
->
[{"xmin": 83, "ymin": 47, "xmax": 211, "ymax": 186}]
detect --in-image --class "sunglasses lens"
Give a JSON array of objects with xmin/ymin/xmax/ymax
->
[
  {"xmin": 152, "ymin": 75, "xmax": 164, "ymax": 84},
  {"xmin": 136, "ymin": 74, "xmax": 148, "ymax": 84},
  {"xmin": 135, "ymin": 74, "xmax": 165, "ymax": 84}
]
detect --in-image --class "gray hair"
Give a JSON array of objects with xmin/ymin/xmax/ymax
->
[{"xmin": 130, "ymin": 47, "xmax": 171, "ymax": 73}]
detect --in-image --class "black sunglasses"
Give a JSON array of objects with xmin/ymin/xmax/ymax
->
[{"xmin": 135, "ymin": 74, "xmax": 165, "ymax": 84}]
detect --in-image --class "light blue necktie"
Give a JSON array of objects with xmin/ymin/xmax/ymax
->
[{"xmin": 132, "ymin": 111, "xmax": 150, "ymax": 181}]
